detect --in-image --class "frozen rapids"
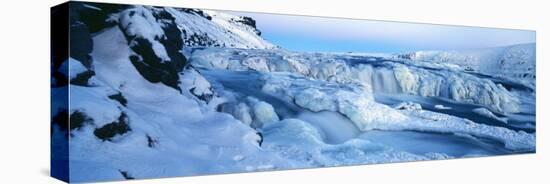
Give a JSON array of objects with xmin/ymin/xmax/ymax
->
[
  {"xmin": 199, "ymin": 69, "xmax": 533, "ymax": 158},
  {"xmin": 201, "ymin": 69, "xmax": 361, "ymax": 144}
]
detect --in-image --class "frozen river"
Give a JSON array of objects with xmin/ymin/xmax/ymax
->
[{"xmin": 200, "ymin": 68, "xmax": 534, "ymax": 158}]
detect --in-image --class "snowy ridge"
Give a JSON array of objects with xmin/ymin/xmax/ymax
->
[
  {"xmin": 396, "ymin": 43, "xmax": 536, "ymax": 88},
  {"xmin": 109, "ymin": 5, "xmax": 275, "ymax": 49}
]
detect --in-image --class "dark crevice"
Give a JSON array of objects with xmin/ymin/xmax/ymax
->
[{"xmin": 119, "ymin": 170, "xmax": 135, "ymax": 180}]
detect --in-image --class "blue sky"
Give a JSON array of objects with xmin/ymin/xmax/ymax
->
[{"xmin": 228, "ymin": 11, "xmax": 535, "ymax": 53}]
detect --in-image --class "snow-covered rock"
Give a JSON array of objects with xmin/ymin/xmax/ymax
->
[
  {"xmin": 247, "ymin": 97, "xmax": 280, "ymax": 128},
  {"xmin": 260, "ymin": 73, "xmax": 408, "ymax": 131},
  {"xmin": 179, "ymin": 67, "xmax": 214, "ymax": 102},
  {"xmin": 59, "ymin": 5, "xmax": 285, "ymax": 180},
  {"xmin": 393, "ymin": 101, "xmax": 422, "ymax": 111}
]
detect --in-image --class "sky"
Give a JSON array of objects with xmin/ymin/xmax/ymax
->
[{"xmin": 228, "ymin": 11, "xmax": 535, "ymax": 53}]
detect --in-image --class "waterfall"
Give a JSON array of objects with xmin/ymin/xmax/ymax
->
[{"xmin": 372, "ymin": 67, "xmax": 401, "ymax": 94}]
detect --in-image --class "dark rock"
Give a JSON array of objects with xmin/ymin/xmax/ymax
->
[
  {"xmin": 51, "ymin": 3, "xmax": 69, "ymax": 88},
  {"xmin": 108, "ymin": 92, "xmax": 128, "ymax": 107},
  {"xmin": 94, "ymin": 113, "xmax": 131, "ymax": 141},
  {"xmin": 146, "ymin": 134, "xmax": 158, "ymax": 148},
  {"xmin": 177, "ymin": 8, "xmax": 212, "ymax": 20},
  {"xmin": 235, "ymin": 16, "xmax": 261, "ymax": 36},
  {"xmin": 70, "ymin": 2, "xmax": 128, "ymax": 34},
  {"xmin": 256, "ymin": 132, "xmax": 263, "ymax": 147},
  {"xmin": 118, "ymin": 8, "xmax": 188, "ymax": 92},
  {"xmin": 70, "ymin": 70, "xmax": 96, "ymax": 86},
  {"xmin": 52, "ymin": 110, "xmax": 69, "ymax": 135},
  {"xmin": 70, "ymin": 110, "xmax": 93, "ymax": 131},
  {"xmin": 237, "ymin": 16, "xmax": 257, "ymax": 29},
  {"xmin": 69, "ymin": 21, "xmax": 93, "ymax": 68}
]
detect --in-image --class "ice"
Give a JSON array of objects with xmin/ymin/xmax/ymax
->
[
  {"xmin": 190, "ymin": 47, "xmax": 522, "ymax": 114},
  {"xmin": 473, "ymin": 107, "xmax": 508, "ymax": 124},
  {"xmin": 233, "ymin": 102, "xmax": 253, "ymax": 126},
  {"xmin": 258, "ymin": 72, "xmax": 534, "ymax": 151},
  {"xmin": 247, "ymin": 96, "xmax": 280, "ymax": 128},
  {"xmin": 372, "ymin": 67, "xmax": 401, "ymax": 93},
  {"xmin": 297, "ymin": 111, "xmax": 361, "ymax": 144},
  {"xmin": 393, "ymin": 65, "xmax": 417, "ymax": 93},
  {"xmin": 393, "ymin": 101, "xmax": 422, "ymax": 111},
  {"xmin": 260, "ymin": 72, "xmax": 407, "ymax": 130},
  {"xmin": 262, "ymin": 119, "xmax": 436, "ymax": 167},
  {"xmin": 435, "ymin": 104, "xmax": 452, "ymax": 110},
  {"xmin": 399, "ymin": 43, "xmax": 536, "ymax": 88}
]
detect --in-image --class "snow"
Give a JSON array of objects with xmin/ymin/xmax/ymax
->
[
  {"xmin": 65, "ymin": 58, "xmax": 88, "ymax": 79},
  {"xmin": 393, "ymin": 101, "xmax": 422, "ymax": 111},
  {"xmin": 165, "ymin": 8, "xmax": 276, "ymax": 49},
  {"xmin": 398, "ymin": 43, "xmax": 536, "ymax": 88},
  {"xmin": 62, "ymin": 4, "xmax": 536, "ymax": 182},
  {"xmin": 118, "ymin": 6, "xmax": 171, "ymax": 62},
  {"xmin": 179, "ymin": 67, "xmax": 214, "ymax": 99},
  {"xmin": 69, "ymin": 85, "xmax": 121, "ymax": 128},
  {"xmin": 68, "ymin": 25, "xmax": 289, "ymax": 182}
]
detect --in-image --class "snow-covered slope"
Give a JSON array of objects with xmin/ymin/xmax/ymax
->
[
  {"xmin": 51, "ymin": 2, "xmax": 281, "ymax": 182},
  {"xmin": 396, "ymin": 43, "xmax": 536, "ymax": 88}
]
